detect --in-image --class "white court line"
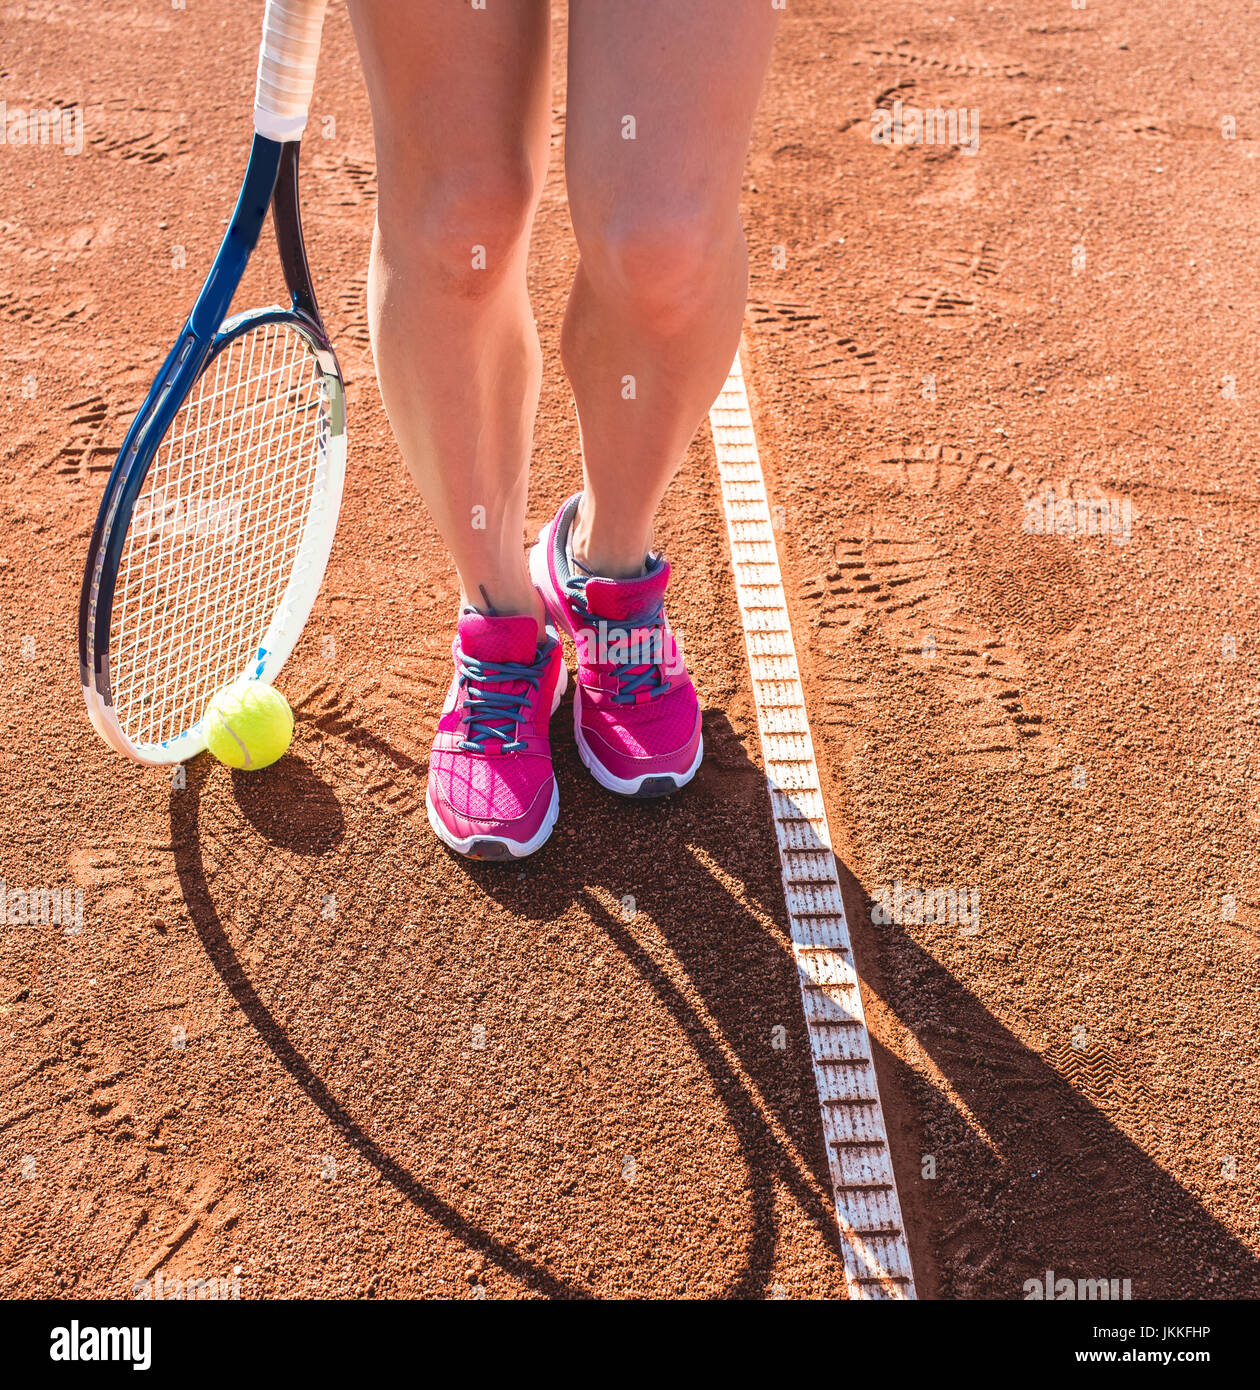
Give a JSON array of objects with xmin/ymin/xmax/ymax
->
[{"xmin": 708, "ymin": 347, "xmax": 916, "ymax": 1300}]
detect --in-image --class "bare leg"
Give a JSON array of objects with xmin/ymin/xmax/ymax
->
[
  {"xmin": 347, "ymin": 0, "xmax": 552, "ymax": 631},
  {"xmin": 563, "ymin": 0, "xmax": 780, "ymax": 578}
]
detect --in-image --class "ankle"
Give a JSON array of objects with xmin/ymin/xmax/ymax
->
[{"xmin": 570, "ymin": 499, "xmax": 650, "ymax": 580}]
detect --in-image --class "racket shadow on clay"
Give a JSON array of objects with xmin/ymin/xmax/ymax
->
[
  {"xmin": 168, "ymin": 753, "xmax": 589, "ymax": 1299},
  {"xmin": 228, "ymin": 757, "xmax": 345, "ymax": 856}
]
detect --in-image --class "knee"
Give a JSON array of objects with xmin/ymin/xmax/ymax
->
[
  {"xmin": 377, "ymin": 159, "xmax": 539, "ymax": 298},
  {"xmin": 574, "ymin": 204, "xmax": 740, "ymax": 333}
]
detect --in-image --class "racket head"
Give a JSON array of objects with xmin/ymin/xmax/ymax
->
[{"xmin": 81, "ymin": 306, "xmax": 346, "ymax": 764}]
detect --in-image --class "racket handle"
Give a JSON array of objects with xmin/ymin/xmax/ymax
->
[{"xmin": 254, "ymin": 0, "xmax": 328, "ymax": 142}]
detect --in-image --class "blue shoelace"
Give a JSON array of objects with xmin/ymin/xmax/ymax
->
[
  {"xmin": 564, "ymin": 575, "xmax": 671, "ymax": 705},
  {"xmin": 457, "ymin": 647, "xmax": 548, "ymax": 753}
]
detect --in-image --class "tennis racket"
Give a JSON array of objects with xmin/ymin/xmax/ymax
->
[{"xmin": 79, "ymin": 0, "xmax": 346, "ymax": 765}]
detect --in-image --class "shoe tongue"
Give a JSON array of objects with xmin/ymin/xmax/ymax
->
[
  {"xmin": 581, "ymin": 557, "xmax": 671, "ymax": 624},
  {"xmin": 457, "ymin": 611, "xmax": 540, "ymax": 666}
]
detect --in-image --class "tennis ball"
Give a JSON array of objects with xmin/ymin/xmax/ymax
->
[{"xmin": 203, "ymin": 680, "xmax": 293, "ymax": 771}]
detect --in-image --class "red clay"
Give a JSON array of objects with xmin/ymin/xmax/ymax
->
[{"xmin": 0, "ymin": 0, "xmax": 1257, "ymax": 1299}]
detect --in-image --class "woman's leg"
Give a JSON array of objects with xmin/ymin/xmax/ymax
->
[
  {"xmin": 347, "ymin": 0, "xmax": 552, "ymax": 631},
  {"xmin": 563, "ymin": 0, "xmax": 780, "ymax": 578}
]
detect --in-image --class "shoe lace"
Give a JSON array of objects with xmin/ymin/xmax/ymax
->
[
  {"xmin": 457, "ymin": 649, "xmax": 546, "ymax": 753},
  {"xmin": 564, "ymin": 575, "xmax": 672, "ymax": 705}
]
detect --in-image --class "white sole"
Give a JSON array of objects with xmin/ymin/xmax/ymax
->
[
  {"xmin": 426, "ymin": 778, "xmax": 559, "ymax": 860},
  {"xmin": 573, "ymin": 686, "xmax": 704, "ymax": 797}
]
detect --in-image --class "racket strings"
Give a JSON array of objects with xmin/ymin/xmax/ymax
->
[{"xmin": 111, "ymin": 321, "xmax": 328, "ymax": 750}]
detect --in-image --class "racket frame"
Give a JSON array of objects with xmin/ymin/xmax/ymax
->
[{"xmin": 79, "ymin": 135, "xmax": 346, "ymax": 765}]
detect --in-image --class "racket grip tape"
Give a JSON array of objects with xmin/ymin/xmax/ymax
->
[{"xmin": 254, "ymin": 0, "xmax": 329, "ymax": 142}]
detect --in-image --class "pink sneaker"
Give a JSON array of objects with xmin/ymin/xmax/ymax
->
[
  {"xmin": 425, "ymin": 610, "xmax": 567, "ymax": 859},
  {"xmin": 529, "ymin": 493, "xmax": 703, "ymax": 797}
]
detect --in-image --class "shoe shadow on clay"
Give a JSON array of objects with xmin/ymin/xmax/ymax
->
[{"xmin": 169, "ymin": 697, "xmax": 1260, "ymax": 1299}]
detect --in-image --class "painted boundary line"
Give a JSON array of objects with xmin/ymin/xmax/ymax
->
[{"xmin": 708, "ymin": 347, "xmax": 916, "ymax": 1300}]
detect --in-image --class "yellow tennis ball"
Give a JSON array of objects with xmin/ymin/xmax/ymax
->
[{"xmin": 203, "ymin": 680, "xmax": 293, "ymax": 770}]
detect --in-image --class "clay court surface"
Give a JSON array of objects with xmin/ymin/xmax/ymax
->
[{"xmin": 1, "ymin": 0, "xmax": 1258, "ymax": 1299}]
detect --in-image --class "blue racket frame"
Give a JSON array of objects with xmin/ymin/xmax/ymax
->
[{"xmin": 79, "ymin": 134, "xmax": 345, "ymax": 762}]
